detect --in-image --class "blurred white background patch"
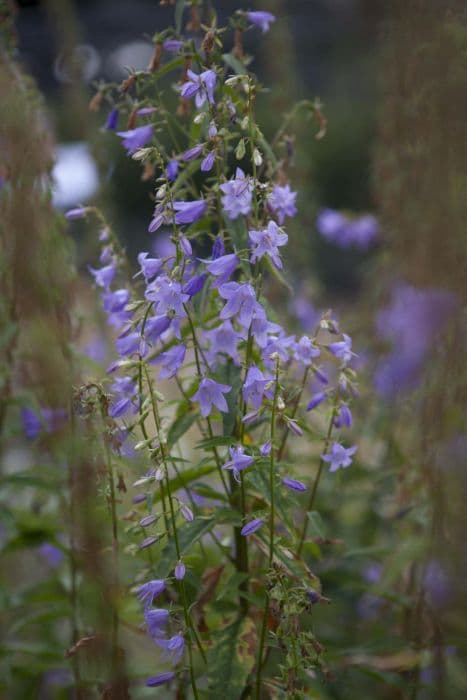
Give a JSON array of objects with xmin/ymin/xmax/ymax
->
[{"xmin": 52, "ymin": 142, "xmax": 99, "ymax": 209}]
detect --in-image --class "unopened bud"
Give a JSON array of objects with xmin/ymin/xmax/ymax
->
[{"xmin": 253, "ymin": 148, "xmax": 263, "ymax": 166}]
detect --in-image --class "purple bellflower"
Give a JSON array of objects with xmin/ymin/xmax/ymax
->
[
  {"xmin": 328, "ymin": 334, "xmax": 353, "ymax": 365},
  {"xmin": 293, "ymin": 336, "xmax": 320, "ymax": 366},
  {"xmin": 182, "ymin": 144, "xmax": 204, "ymax": 161},
  {"xmin": 153, "ymin": 344, "xmax": 186, "ymax": 379},
  {"xmin": 180, "ymin": 69, "xmax": 217, "ymax": 108},
  {"xmin": 137, "ymin": 252, "xmax": 163, "ymax": 281},
  {"xmin": 220, "ymin": 168, "xmax": 253, "ymax": 219},
  {"xmin": 156, "ymin": 634, "xmax": 185, "ymax": 665},
  {"xmin": 282, "ymin": 477, "xmax": 307, "ymax": 492},
  {"xmin": 163, "ymin": 39, "xmax": 184, "ymax": 53},
  {"xmin": 222, "ymin": 446, "xmax": 254, "ymax": 481},
  {"xmin": 242, "ymin": 365, "xmax": 270, "ymax": 409},
  {"xmin": 105, "ymin": 108, "xmax": 119, "ymax": 130},
  {"xmin": 203, "ymin": 320, "xmax": 242, "ymax": 367},
  {"xmin": 203, "ymin": 253, "xmax": 238, "ymax": 286},
  {"xmin": 145, "ymin": 608, "xmax": 170, "ymax": 640},
  {"xmin": 249, "ymin": 220, "xmax": 288, "ymax": 269},
  {"xmin": 219, "ymin": 282, "xmax": 261, "ymax": 328},
  {"xmin": 306, "ymin": 391, "xmax": 327, "ymax": 411},
  {"xmin": 89, "ymin": 262, "xmax": 116, "ymax": 291},
  {"xmin": 172, "ymin": 199, "xmax": 207, "ymax": 225},
  {"xmin": 175, "ymin": 561, "xmax": 186, "ymax": 580},
  {"xmin": 322, "ymin": 442, "xmax": 357, "ymax": 472},
  {"xmin": 246, "ymin": 11, "xmax": 276, "ymax": 33},
  {"xmin": 192, "ymin": 378, "xmax": 231, "ymax": 417},
  {"xmin": 135, "ymin": 579, "xmax": 166, "ymax": 608},
  {"xmin": 146, "ymin": 671, "xmax": 176, "ymax": 687},
  {"xmin": 268, "ymin": 184, "xmax": 297, "ymax": 224},
  {"xmin": 241, "ymin": 518, "xmax": 263, "ymax": 536},
  {"xmin": 166, "ymin": 158, "xmax": 179, "ymax": 181},
  {"xmin": 201, "ymin": 150, "xmax": 215, "ymax": 172},
  {"xmin": 117, "ymin": 125, "xmax": 153, "ymax": 155}
]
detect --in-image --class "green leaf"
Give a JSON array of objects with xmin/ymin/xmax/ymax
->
[
  {"xmin": 217, "ymin": 361, "xmax": 242, "ymax": 438},
  {"xmin": 167, "ymin": 409, "xmax": 197, "ymax": 449},
  {"xmin": 222, "ymin": 53, "xmax": 248, "ymax": 76},
  {"xmin": 151, "ymin": 462, "xmax": 217, "ymax": 505},
  {"xmin": 207, "ymin": 617, "xmax": 257, "ymax": 700},
  {"xmin": 307, "ymin": 510, "xmax": 326, "ymax": 539}
]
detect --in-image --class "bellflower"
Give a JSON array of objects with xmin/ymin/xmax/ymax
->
[
  {"xmin": 163, "ymin": 39, "xmax": 183, "ymax": 53},
  {"xmin": 219, "ymin": 282, "xmax": 261, "ymax": 328},
  {"xmin": 220, "ymin": 168, "xmax": 253, "ymax": 219},
  {"xmin": 242, "ymin": 365, "xmax": 270, "ymax": 409},
  {"xmin": 175, "ymin": 561, "xmax": 186, "ymax": 580},
  {"xmin": 268, "ymin": 184, "xmax": 297, "ymax": 224},
  {"xmin": 117, "ymin": 124, "xmax": 153, "ymax": 155},
  {"xmin": 203, "ymin": 253, "xmax": 238, "ymax": 286},
  {"xmin": 222, "ymin": 446, "xmax": 254, "ymax": 482},
  {"xmin": 322, "ymin": 442, "xmax": 357, "ymax": 472},
  {"xmin": 135, "ymin": 579, "xmax": 166, "ymax": 608},
  {"xmin": 182, "ymin": 144, "xmax": 204, "ymax": 161},
  {"xmin": 328, "ymin": 333, "xmax": 353, "ymax": 365},
  {"xmin": 146, "ymin": 671, "xmax": 176, "ymax": 688},
  {"xmin": 293, "ymin": 336, "xmax": 320, "ymax": 366},
  {"xmin": 262, "ymin": 332, "xmax": 295, "ymax": 368},
  {"xmin": 166, "ymin": 158, "xmax": 179, "ymax": 182},
  {"xmin": 65, "ymin": 207, "xmax": 87, "ymax": 220},
  {"xmin": 137, "ymin": 252, "xmax": 163, "ymax": 281},
  {"xmin": 145, "ymin": 275, "xmax": 189, "ymax": 318},
  {"xmin": 316, "ymin": 208, "xmax": 347, "ymax": 243},
  {"xmin": 105, "ymin": 107, "xmax": 119, "ymax": 130},
  {"xmin": 156, "ymin": 634, "xmax": 185, "ymax": 665},
  {"xmin": 306, "ymin": 391, "xmax": 327, "ymax": 411},
  {"xmin": 173, "ymin": 199, "xmax": 207, "ymax": 225},
  {"xmin": 101, "ymin": 288, "xmax": 130, "ymax": 314},
  {"xmin": 260, "ymin": 441, "xmax": 272, "ymax": 456},
  {"xmin": 204, "ymin": 320, "xmax": 242, "ymax": 366},
  {"xmin": 144, "ymin": 315, "xmax": 172, "ymax": 341},
  {"xmin": 153, "ymin": 344, "xmax": 186, "ymax": 379},
  {"xmin": 192, "ymin": 377, "xmax": 231, "ymax": 417},
  {"xmin": 180, "ymin": 68, "xmax": 217, "ymax": 108},
  {"xmin": 334, "ymin": 404, "xmax": 353, "ymax": 428},
  {"xmin": 183, "ymin": 273, "xmax": 207, "ymax": 297},
  {"xmin": 148, "ymin": 204, "xmax": 166, "ymax": 233},
  {"xmin": 89, "ymin": 262, "xmax": 116, "ymax": 290},
  {"xmin": 109, "ymin": 376, "xmax": 137, "ymax": 417},
  {"xmin": 246, "ymin": 11, "xmax": 276, "ymax": 33},
  {"xmin": 145, "ymin": 608, "xmax": 170, "ymax": 640},
  {"xmin": 249, "ymin": 221, "xmax": 288, "ymax": 269},
  {"xmin": 282, "ymin": 477, "xmax": 307, "ymax": 492},
  {"xmin": 21, "ymin": 407, "xmax": 42, "ymax": 440},
  {"xmin": 241, "ymin": 518, "xmax": 263, "ymax": 536},
  {"xmin": 115, "ymin": 332, "xmax": 142, "ymax": 357},
  {"xmin": 201, "ymin": 150, "xmax": 215, "ymax": 172}
]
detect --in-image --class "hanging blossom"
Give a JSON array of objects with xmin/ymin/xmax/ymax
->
[
  {"xmin": 222, "ymin": 446, "xmax": 254, "ymax": 482},
  {"xmin": 179, "ymin": 69, "xmax": 217, "ymax": 108},
  {"xmin": 220, "ymin": 168, "xmax": 253, "ymax": 219},
  {"xmin": 117, "ymin": 125, "xmax": 153, "ymax": 155},
  {"xmin": 242, "ymin": 365, "xmax": 271, "ymax": 409},
  {"xmin": 249, "ymin": 220, "xmax": 288, "ymax": 269},
  {"xmin": 246, "ymin": 11, "xmax": 276, "ymax": 33}
]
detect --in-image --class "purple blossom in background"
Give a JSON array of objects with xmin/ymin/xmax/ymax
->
[
  {"xmin": 249, "ymin": 221, "xmax": 288, "ymax": 269},
  {"xmin": 136, "ymin": 579, "xmax": 166, "ymax": 608},
  {"xmin": 115, "ymin": 331, "xmax": 142, "ymax": 357},
  {"xmin": 220, "ymin": 168, "xmax": 253, "ymax": 219},
  {"xmin": 21, "ymin": 407, "xmax": 42, "ymax": 440},
  {"xmin": 328, "ymin": 334, "xmax": 353, "ymax": 365},
  {"xmin": 163, "ymin": 39, "xmax": 183, "ymax": 53},
  {"xmin": 173, "ymin": 199, "xmax": 207, "ymax": 225},
  {"xmin": 246, "ymin": 11, "xmax": 276, "ymax": 33},
  {"xmin": 241, "ymin": 518, "xmax": 263, "ymax": 536},
  {"xmin": 204, "ymin": 320, "xmax": 242, "ymax": 367},
  {"xmin": 182, "ymin": 144, "xmax": 204, "ymax": 161},
  {"xmin": 180, "ymin": 69, "xmax": 217, "ymax": 108},
  {"xmin": 117, "ymin": 124, "xmax": 153, "ymax": 155},
  {"xmin": 21, "ymin": 407, "xmax": 66, "ymax": 439},
  {"xmin": 145, "ymin": 315, "xmax": 172, "ymax": 341},
  {"xmin": 109, "ymin": 376, "xmax": 137, "ymax": 417},
  {"xmin": 374, "ymin": 284, "xmax": 456, "ymax": 398},
  {"xmin": 243, "ymin": 365, "xmax": 270, "ymax": 409},
  {"xmin": 334, "ymin": 404, "xmax": 353, "ymax": 428},
  {"xmin": 219, "ymin": 282, "xmax": 260, "ymax": 328},
  {"xmin": 101, "ymin": 288, "xmax": 130, "ymax": 314},
  {"xmin": 204, "ymin": 253, "xmax": 238, "ymax": 286},
  {"xmin": 38, "ymin": 543, "xmax": 64, "ymax": 567},
  {"xmin": 211, "ymin": 236, "xmax": 224, "ymax": 259},
  {"xmin": 306, "ymin": 391, "xmax": 327, "ymax": 411},
  {"xmin": 245, "ymin": 309, "xmax": 281, "ymax": 349},
  {"xmin": 260, "ymin": 441, "xmax": 271, "ymax": 456},
  {"xmin": 262, "ymin": 332, "xmax": 295, "ymax": 369},
  {"xmin": 105, "ymin": 107, "xmax": 119, "ymax": 130},
  {"xmin": 166, "ymin": 158, "xmax": 179, "ymax": 182},
  {"xmin": 137, "ymin": 252, "xmax": 163, "ymax": 281},
  {"xmin": 293, "ymin": 336, "xmax": 320, "ymax": 366},
  {"xmin": 316, "ymin": 208, "xmax": 379, "ymax": 250},
  {"xmin": 268, "ymin": 184, "xmax": 297, "ymax": 224},
  {"xmin": 145, "ymin": 608, "xmax": 170, "ymax": 640},
  {"xmin": 201, "ymin": 150, "xmax": 215, "ymax": 172},
  {"xmin": 153, "ymin": 344, "xmax": 186, "ymax": 379},
  {"xmin": 282, "ymin": 477, "xmax": 307, "ymax": 492},
  {"xmin": 146, "ymin": 671, "xmax": 175, "ymax": 688},
  {"xmin": 192, "ymin": 378, "xmax": 231, "ymax": 417},
  {"xmin": 65, "ymin": 207, "xmax": 87, "ymax": 221},
  {"xmin": 322, "ymin": 442, "xmax": 357, "ymax": 472},
  {"xmin": 222, "ymin": 446, "xmax": 254, "ymax": 481},
  {"xmin": 289, "ymin": 296, "xmax": 319, "ymax": 331},
  {"xmin": 89, "ymin": 262, "xmax": 116, "ymax": 290},
  {"xmin": 156, "ymin": 634, "xmax": 185, "ymax": 665},
  {"xmin": 424, "ymin": 560, "xmax": 451, "ymax": 607}
]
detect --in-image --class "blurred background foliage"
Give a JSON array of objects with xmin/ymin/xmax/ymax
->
[{"xmin": 1, "ymin": 0, "xmax": 467, "ymax": 698}]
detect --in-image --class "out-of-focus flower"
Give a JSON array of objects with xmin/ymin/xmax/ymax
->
[
  {"xmin": 246, "ymin": 11, "xmax": 276, "ymax": 33},
  {"xmin": 268, "ymin": 184, "xmax": 297, "ymax": 224},
  {"xmin": 105, "ymin": 108, "xmax": 119, "ymax": 130},
  {"xmin": 282, "ymin": 477, "xmax": 307, "ymax": 492},
  {"xmin": 156, "ymin": 633, "xmax": 185, "ymax": 665},
  {"xmin": 316, "ymin": 208, "xmax": 379, "ymax": 250},
  {"xmin": 241, "ymin": 518, "xmax": 263, "ymax": 536},
  {"xmin": 322, "ymin": 442, "xmax": 357, "ymax": 472},
  {"xmin": 146, "ymin": 671, "xmax": 175, "ymax": 687},
  {"xmin": 117, "ymin": 125, "xmax": 153, "ymax": 154}
]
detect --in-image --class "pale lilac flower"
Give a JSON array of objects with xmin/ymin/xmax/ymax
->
[
  {"xmin": 204, "ymin": 253, "xmax": 238, "ymax": 286},
  {"xmin": 211, "ymin": 236, "xmax": 224, "ymax": 259},
  {"xmin": 316, "ymin": 208, "xmax": 347, "ymax": 242},
  {"xmin": 346, "ymin": 215, "xmax": 379, "ymax": 250},
  {"xmin": 182, "ymin": 144, "xmax": 204, "ymax": 161},
  {"xmin": 246, "ymin": 11, "xmax": 276, "ymax": 33},
  {"xmin": 115, "ymin": 332, "xmax": 141, "ymax": 357},
  {"xmin": 192, "ymin": 378, "xmax": 231, "ymax": 417},
  {"xmin": 65, "ymin": 207, "xmax": 87, "ymax": 220},
  {"xmin": 145, "ymin": 315, "xmax": 172, "ymax": 341},
  {"xmin": 139, "ymin": 536, "xmax": 158, "ymax": 549},
  {"xmin": 260, "ymin": 441, "xmax": 271, "ymax": 456},
  {"xmin": 146, "ymin": 671, "xmax": 175, "ymax": 687},
  {"xmin": 282, "ymin": 477, "xmax": 307, "ymax": 492},
  {"xmin": 166, "ymin": 158, "xmax": 179, "ymax": 181},
  {"xmin": 173, "ymin": 199, "xmax": 207, "ymax": 225},
  {"xmin": 145, "ymin": 275, "xmax": 189, "ymax": 318},
  {"xmin": 246, "ymin": 309, "xmax": 281, "ymax": 349},
  {"xmin": 136, "ymin": 579, "xmax": 166, "ymax": 608},
  {"xmin": 38, "ymin": 543, "xmax": 64, "ymax": 567},
  {"xmin": 163, "ymin": 39, "xmax": 184, "ymax": 52},
  {"xmin": 139, "ymin": 514, "xmax": 157, "ymax": 527},
  {"xmin": 156, "ymin": 633, "xmax": 185, "ymax": 665},
  {"xmin": 322, "ymin": 442, "xmax": 357, "ymax": 472},
  {"xmin": 175, "ymin": 561, "xmax": 186, "ymax": 580},
  {"xmin": 249, "ymin": 221, "xmax": 288, "ymax": 269},
  {"xmin": 201, "ymin": 150, "xmax": 215, "ymax": 172},
  {"xmin": 145, "ymin": 608, "xmax": 170, "ymax": 640},
  {"xmin": 328, "ymin": 334, "xmax": 353, "ymax": 365},
  {"xmin": 180, "ymin": 503, "xmax": 194, "ymax": 522},
  {"xmin": 219, "ymin": 282, "xmax": 261, "ymax": 328},
  {"xmin": 101, "ymin": 288, "xmax": 130, "ymax": 313},
  {"xmin": 153, "ymin": 344, "xmax": 186, "ymax": 379},
  {"xmin": 148, "ymin": 205, "xmax": 165, "ymax": 233},
  {"xmin": 268, "ymin": 184, "xmax": 297, "ymax": 224},
  {"xmin": 220, "ymin": 168, "xmax": 253, "ymax": 219},
  {"xmin": 222, "ymin": 446, "xmax": 254, "ymax": 481},
  {"xmin": 293, "ymin": 336, "xmax": 320, "ymax": 365},
  {"xmin": 243, "ymin": 365, "xmax": 270, "ymax": 409},
  {"xmin": 109, "ymin": 376, "xmax": 137, "ymax": 417},
  {"xmin": 204, "ymin": 320, "xmax": 242, "ymax": 366},
  {"xmin": 179, "ymin": 235, "xmax": 193, "ymax": 257},
  {"xmin": 180, "ymin": 69, "xmax": 217, "ymax": 108},
  {"xmin": 183, "ymin": 273, "xmax": 207, "ymax": 297},
  {"xmin": 89, "ymin": 262, "xmax": 116, "ymax": 290},
  {"xmin": 137, "ymin": 252, "xmax": 163, "ymax": 281},
  {"xmin": 334, "ymin": 404, "xmax": 353, "ymax": 428},
  {"xmin": 306, "ymin": 391, "xmax": 327, "ymax": 411},
  {"xmin": 241, "ymin": 518, "xmax": 263, "ymax": 536},
  {"xmin": 117, "ymin": 125, "xmax": 153, "ymax": 154},
  {"xmin": 262, "ymin": 332, "xmax": 295, "ymax": 368},
  {"xmin": 208, "ymin": 121, "xmax": 217, "ymax": 138}
]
